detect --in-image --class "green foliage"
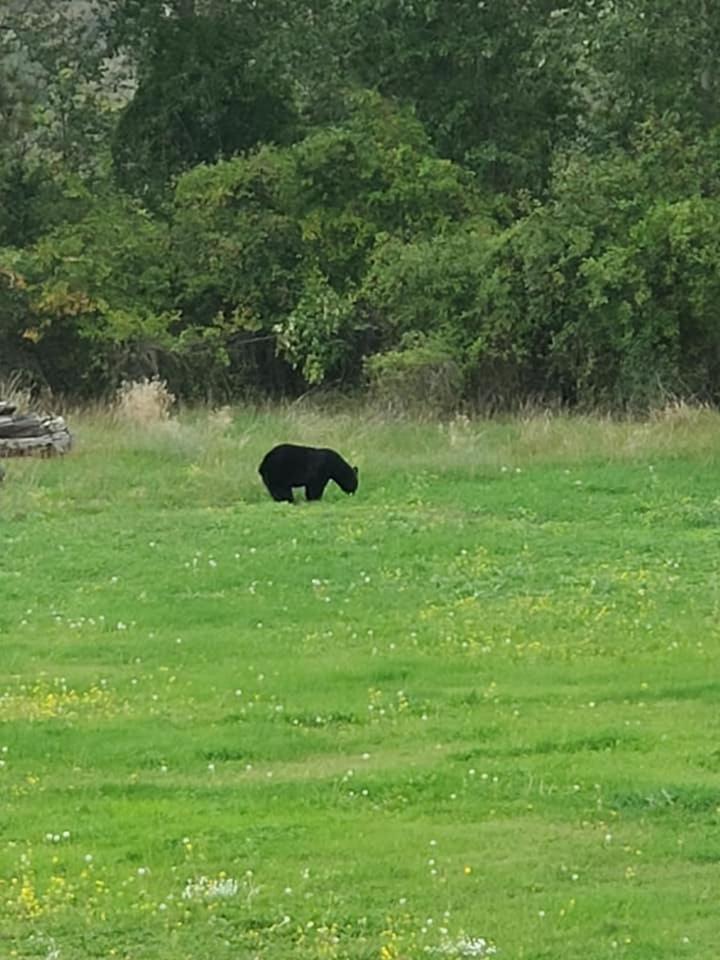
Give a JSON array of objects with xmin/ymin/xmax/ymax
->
[
  {"xmin": 171, "ymin": 92, "xmax": 479, "ymax": 388},
  {"xmin": 352, "ymin": 120, "xmax": 720, "ymax": 410},
  {"xmin": 112, "ymin": 14, "xmax": 298, "ymax": 197},
  {"xmin": 0, "ymin": 0, "xmax": 120, "ymax": 174},
  {"xmin": 576, "ymin": 196, "xmax": 720, "ymax": 402},
  {"xmin": 287, "ymin": 91, "xmax": 478, "ymax": 286},
  {"xmin": 0, "ymin": 162, "xmax": 52, "ymax": 249},
  {"xmin": 357, "ymin": 223, "xmax": 492, "ymax": 407},
  {"xmin": 331, "ymin": 0, "xmax": 578, "ymax": 194},
  {"xmin": 170, "ymin": 146, "xmax": 305, "ymax": 395},
  {"xmin": 0, "ymin": 257, "xmax": 35, "ymax": 378},
  {"xmin": 4, "ymin": 1, "xmax": 720, "ymax": 408},
  {"xmin": 360, "ymin": 221, "xmax": 493, "ymax": 342},
  {"xmin": 365, "ymin": 331, "xmax": 464, "ymax": 414},
  {"xmin": 275, "ymin": 269, "xmax": 357, "ymax": 385},
  {"xmin": 567, "ymin": 1, "xmax": 720, "ymax": 144},
  {"xmin": 0, "ymin": 161, "xmax": 103, "ymax": 249},
  {"xmin": 465, "ymin": 123, "xmax": 720, "ymax": 408},
  {"xmin": 5, "ymin": 191, "xmax": 176, "ymax": 394},
  {"xmin": 172, "ymin": 146, "xmax": 302, "ymax": 329}
]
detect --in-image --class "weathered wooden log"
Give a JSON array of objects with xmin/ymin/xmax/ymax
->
[
  {"xmin": 0, "ymin": 403, "xmax": 73, "ymax": 458},
  {"xmin": 0, "ymin": 415, "xmax": 47, "ymax": 438}
]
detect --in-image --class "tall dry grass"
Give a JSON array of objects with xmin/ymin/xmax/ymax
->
[
  {"xmin": 71, "ymin": 397, "xmax": 720, "ymax": 469},
  {"xmin": 5, "ymin": 398, "xmax": 720, "ymax": 518},
  {"xmin": 0, "ymin": 371, "xmax": 33, "ymax": 411},
  {"xmin": 113, "ymin": 377, "xmax": 176, "ymax": 425}
]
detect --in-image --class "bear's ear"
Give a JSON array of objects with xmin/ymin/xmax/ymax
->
[{"xmin": 353, "ymin": 465, "xmax": 358, "ymax": 476}]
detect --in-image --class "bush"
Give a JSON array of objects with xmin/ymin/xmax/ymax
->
[
  {"xmin": 466, "ymin": 126, "xmax": 720, "ymax": 408},
  {"xmin": 365, "ymin": 332, "xmax": 464, "ymax": 415},
  {"xmin": 112, "ymin": 14, "xmax": 298, "ymax": 199},
  {"xmin": 7, "ymin": 192, "xmax": 177, "ymax": 396},
  {"xmin": 171, "ymin": 91, "xmax": 481, "ymax": 390},
  {"xmin": 114, "ymin": 377, "xmax": 175, "ymax": 425}
]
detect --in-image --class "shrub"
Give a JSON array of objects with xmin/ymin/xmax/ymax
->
[
  {"xmin": 365, "ymin": 332, "xmax": 464, "ymax": 415},
  {"xmin": 112, "ymin": 14, "xmax": 298, "ymax": 199},
  {"xmin": 467, "ymin": 138, "xmax": 720, "ymax": 408},
  {"xmin": 9, "ymin": 193, "xmax": 177, "ymax": 396},
  {"xmin": 114, "ymin": 377, "xmax": 175, "ymax": 425},
  {"xmin": 171, "ymin": 91, "xmax": 481, "ymax": 389}
]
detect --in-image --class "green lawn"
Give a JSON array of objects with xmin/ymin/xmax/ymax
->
[{"xmin": 2, "ymin": 405, "xmax": 720, "ymax": 959}]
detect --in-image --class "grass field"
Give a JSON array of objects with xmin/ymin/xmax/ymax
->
[{"xmin": 2, "ymin": 404, "xmax": 720, "ymax": 959}]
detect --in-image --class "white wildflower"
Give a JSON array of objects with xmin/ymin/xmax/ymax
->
[
  {"xmin": 430, "ymin": 935, "xmax": 497, "ymax": 957},
  {"xmin": 182, "ymin": 875, "xmax": 240, "ymax": 900}
]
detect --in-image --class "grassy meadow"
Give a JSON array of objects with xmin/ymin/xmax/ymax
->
[{"xmin": 2, "ymin": 402, "xmax": 720, "ymax": 959}]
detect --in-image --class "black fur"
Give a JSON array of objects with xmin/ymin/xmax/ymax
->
[{"xmin": 259, "ymin": 443, "xmax": 358, "ymax": 503}]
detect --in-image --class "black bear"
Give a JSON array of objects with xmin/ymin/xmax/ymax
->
[{"xmin": 259, "ymin": 443, "xmax": 358, "ymax": 503}]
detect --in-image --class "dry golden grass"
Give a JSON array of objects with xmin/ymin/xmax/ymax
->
[
  {"xmin": 57, "ymin": 398, "xmax": 720, "ymax": 473},
  {"xmin": 113, "ymin": 376, "xmax": 176, "ymax": 425},
  {"xmin": 0, "ymin": 370, "xmax": 33, "ymax": 410}
]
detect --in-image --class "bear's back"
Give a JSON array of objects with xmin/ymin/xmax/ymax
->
[{"xmin": 259, "ymin": 443, "xmax": 325, "ymax": 486}]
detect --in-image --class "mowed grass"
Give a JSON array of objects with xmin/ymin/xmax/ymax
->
[{"xmin": 2, "ymin": 404, "xmax": 720, "ymax": 959}]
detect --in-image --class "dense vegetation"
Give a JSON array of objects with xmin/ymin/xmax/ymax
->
[{"xmin": 1, "ymin": 1, "xmax": 719, "ymax": 409}]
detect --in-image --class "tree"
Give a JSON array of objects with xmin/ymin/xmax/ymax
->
[
  {"xmin": 171, "ymin": 92, "xmax": 480, "ymax": 387},
  {"xmin": 110, "ymin": 6, "xmax": 298, "ymax": 197},
  {"xmin": 533, "ymin": 1, "xmax": 720, "ymax": 153},
  {"xmin": 4, "ymin": 187, "xmax": 177, "ymax": 394},
  {"xmin": 0, "ymin": 1, "xmax": 127, "ymax": 172},
  {"xmin": 300, "ymin": 0, "xmax": 579, "ymax": 196}
]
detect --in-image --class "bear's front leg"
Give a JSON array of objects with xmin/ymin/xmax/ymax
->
[
  {"xmin": 305, "ymin": 478, "xmax": 328, "ymax": 501},
  {"xmin": 269, "ymin": 484, "xmax": 294, "ymax": 503}
]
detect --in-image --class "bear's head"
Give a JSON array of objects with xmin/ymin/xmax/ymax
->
[{"xmin": 338, "ymin": 462, "xmax": 358, "ymax": 495}]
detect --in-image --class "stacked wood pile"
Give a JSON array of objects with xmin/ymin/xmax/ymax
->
[{"xmin": 0, "ymin": 400, "xmax": 73, "ymax": 459}]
